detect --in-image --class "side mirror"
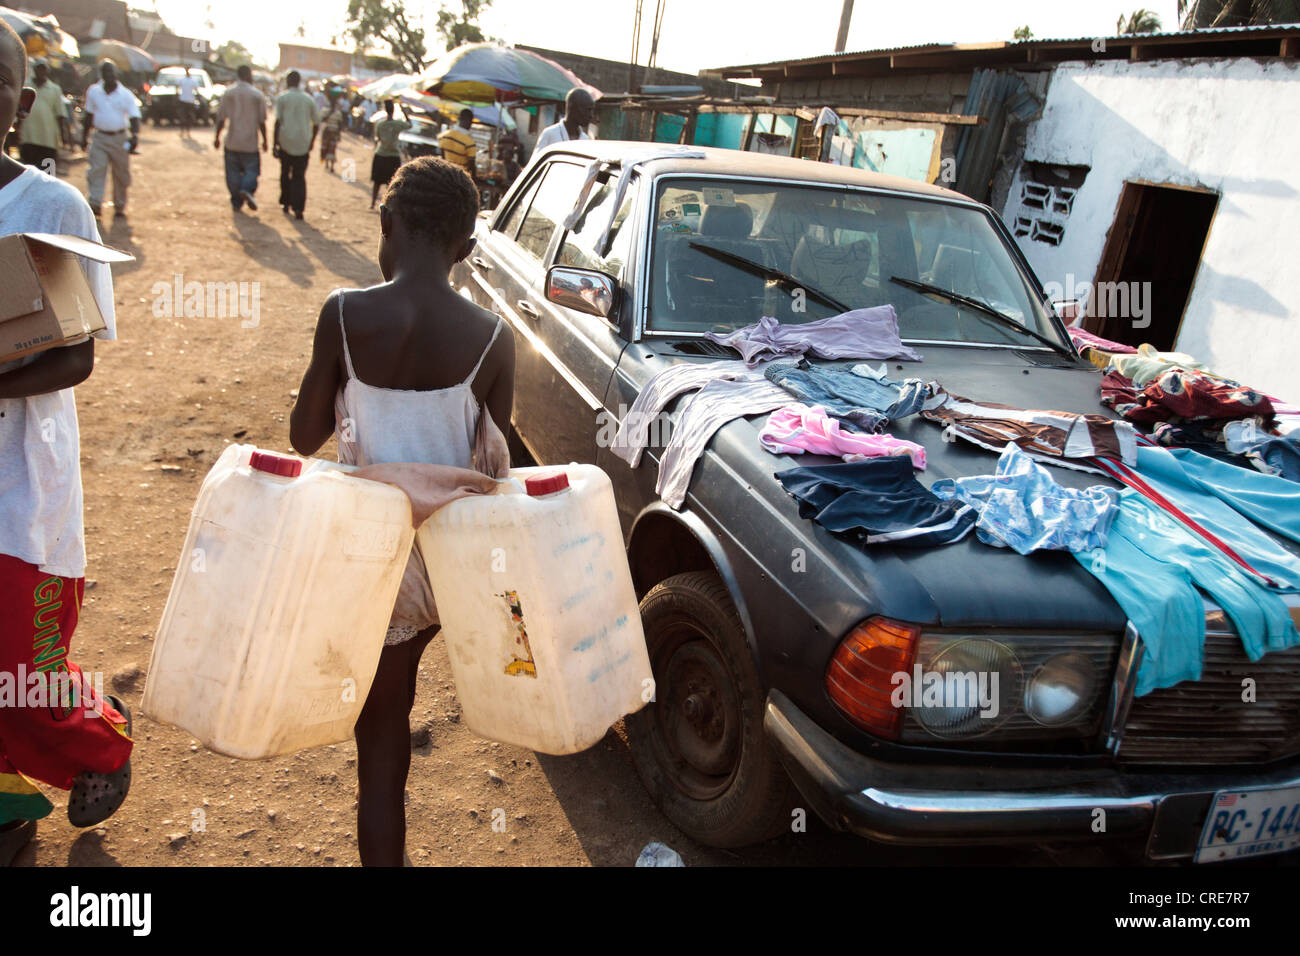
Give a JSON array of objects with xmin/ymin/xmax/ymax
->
[{"xmin": 546, "ymin": 265, "xmax": 618, "ymax": 319}]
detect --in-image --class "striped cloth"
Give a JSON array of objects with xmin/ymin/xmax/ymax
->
[{"xmin": 921, "ymin": 388, "xmax": 1138, "ymax": 471}]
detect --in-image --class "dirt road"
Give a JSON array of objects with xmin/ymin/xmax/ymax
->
[{"xmin": 14, "ymin": 124, "xmax": 1121, "ymax": 867}]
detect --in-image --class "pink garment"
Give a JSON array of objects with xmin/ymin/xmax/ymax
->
[
  {"xmin": 705, "ymin": 307, "xmax": 921, "ymax": 367},
  {"xmin": 760, "ymin": 403, "xmax": 927, "ymax": 469},
  {"xmin": 1066, "ymin": 326, "xmax": 1138, "ymax": 354}
]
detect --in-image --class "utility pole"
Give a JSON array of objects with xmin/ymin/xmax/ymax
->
[
  {"xmin": 835, "ymin": 0, "xmax": 854, "ymax": 53},
  {"xmin": 647, "ymin": 0, "xmax": 666, "ymax": 73},
  {"xmin": 628, "ymin": 0, "xmax": 643, "ymax": 92}
]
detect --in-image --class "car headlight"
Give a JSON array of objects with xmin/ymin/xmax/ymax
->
[
  {"xmin": 911, "ymin": 638, "xmax": 1021, "ymax": 739},
  {"xmin": 1024, "ymin": 653, "xmax": 1098, "ymax": 726},
  {"xmin": 826, "ymin": 619, "xmax": 1120, "ymax": 749}
]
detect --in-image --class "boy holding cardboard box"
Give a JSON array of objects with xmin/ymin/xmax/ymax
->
[{"xmin": 0, "ymin": 21, "xmax": 133, "ymax": 865}]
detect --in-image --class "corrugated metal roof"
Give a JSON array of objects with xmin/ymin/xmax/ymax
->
[{"xmin": 715, "ymin": 23, "xmax": 1300, "ymax": 73}]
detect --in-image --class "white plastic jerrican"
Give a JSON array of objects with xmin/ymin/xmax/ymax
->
[
  {"xmin": 420, "ymin": 464, "xmax": 652, "ymax": 754},
  {"xmin": 143, "ymin": 444, "xmax": 414, "ymax": 759}
]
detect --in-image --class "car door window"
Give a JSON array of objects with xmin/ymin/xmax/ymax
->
[
  {"xmin": 496, "ymin": 173, "xmax": 541, "ymax": 242},
  {"xmin": 557, "ymin": 173, "xmax": 638, "ymax": 278},
  {"xmin": 515, "ymin": 161, "xmax": 585, "ymax": 261}
]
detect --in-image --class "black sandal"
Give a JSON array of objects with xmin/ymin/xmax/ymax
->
[{"xmin": 67, "ymin": 695, "xmax": 132, "ymax": 828}]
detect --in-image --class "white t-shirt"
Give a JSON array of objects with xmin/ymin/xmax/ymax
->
[
  {"xmin": 84, "ymin": 81, "xmax": 142, "ymax": 131},
  {"xmin": 178, "ymin": 75, "xmax": 202, "ymax": 104},
  {"xmin": 0, "ymin": 166, "xmax": 117, "ymax": 578},
  {"xmin": 535, "ymin": 121, "xmax": 591, "ymax": 152}
]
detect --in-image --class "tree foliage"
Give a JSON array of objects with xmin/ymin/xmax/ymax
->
[
  {"xmin": 346, "ymin": 0, "xmax": 428, "ymax": 73},
  {"xmin": 435, "ymin": 0, "xmax": 494, "ymax": 52},
  {"xmin": 1116, "ymin": 8, "xmax": 1163, "ymax": 33},
  {"xmin": 1013, "ymin": 25, "xmax": 1034, "ymax": 40},
  {"xmin": 1181, "ymin": 0, "xmax": 1300, "ymax": 27}
]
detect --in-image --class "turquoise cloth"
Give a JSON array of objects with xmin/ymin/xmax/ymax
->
[{"xmin": 1077, "ymin": 490, "xmax": 1300, "ymax": 696}]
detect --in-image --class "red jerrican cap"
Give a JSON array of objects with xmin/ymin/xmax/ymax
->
[
  {"xmin": 249, "ymin": 451, "xmax": 303, "ymax": 478},
  {"xmin": 525, "ymin": 472, "xmax": 569, "ymax": 496}
]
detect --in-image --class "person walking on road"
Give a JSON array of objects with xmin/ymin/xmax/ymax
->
[
  {"xmin": 177, "ymin": 66, "xmax": 201, "ymax": 138},
  {"xmin": 370, "ymin": 99, "xmax": 409, "ymax": 210},
  {"xmin": 274, "ymin": 70, "xmax": 318, "ymax": 220},
  {"xmin": 319, "ymin": 90, "xmax": 345, "ymax": 174},
  {"xmin": 82, "ymin": 60, "xmax": 140, "ymax": 219},
  {"xmin": 18, "ymin": 59, "xmax": 67, "ymax": 175},
  {"xmin": 214, "ymin": 64, "xmax": 268, "ymax": 212}
]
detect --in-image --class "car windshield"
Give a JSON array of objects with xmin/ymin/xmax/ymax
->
[{"xmin": 647, "ymin": 177, "xmax": 1065, "ymax": 348}]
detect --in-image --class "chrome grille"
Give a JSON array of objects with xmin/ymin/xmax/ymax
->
[{"xmin": 1118, "ymin": 614, "xmax": 1300, "ymax": 766}]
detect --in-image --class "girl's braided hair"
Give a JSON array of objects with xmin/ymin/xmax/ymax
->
[{"xmin": 384, "ymin": 157, "xmax": 478, "ymax": 252}]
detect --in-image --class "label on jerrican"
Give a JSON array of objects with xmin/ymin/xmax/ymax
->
[{"xmin": 342, "ymin": 519, "xmax": 403, "ymax": 560}]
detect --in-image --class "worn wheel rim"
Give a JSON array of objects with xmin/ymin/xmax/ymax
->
[{"xmin": 650, "ymin": 620, "xmax": 742, "ymax": 801}]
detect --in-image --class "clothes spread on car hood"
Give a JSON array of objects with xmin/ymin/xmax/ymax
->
[
  {"xmin": 775, "ymin": 457, "xmax": 975, "ymax": 547},
  {"xmin": 760, "ymin": 403, "xmax": 927, "ymax": 468},
  {"xmin": 1101, "ymin": 366, "xmax": 1275, "ymax": 426},
  {"xmin": 610, "ymin": 360, "xmax": 789, "ymax": 510},
  {"xmin": 610, "ymin": 360, "xmax": 764, "ymax": 467},
  {"xmin": 764, "ymin": 359, "xmax": 939, "ymax": 433},
  {"xmin": 1066, "ymin": 326, "xmax": 1138, "ymax": 356},
  {"xmin": 1076, "ymin": 489, "xmax": 1300, "ymax": 696},
  {"xmin": 1107, "ymin": 343, "xmax": 1213, "ymax": 387},
  {"xmin": 931, "ymin": 443, "xmax": 1118, "ymax": 555},
  {"xmin": 1091, "ymin": 446, "xmax": 1300, "ymax": 591},
  {"xmin": 704, "ymin": 308, "xmax": 922, "ymax": 367},
  {"xmin": 920, "ymin": 388, "xmax": 1139, "ymax": 471}
]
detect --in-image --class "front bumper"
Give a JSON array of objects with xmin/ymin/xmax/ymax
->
[{"xmin": 765, "ymin": 689, "xmax": 1300, "ymax": 860}]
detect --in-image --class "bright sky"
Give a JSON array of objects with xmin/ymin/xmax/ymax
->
[{"xmin": 154, "ymin": 0, "xmax": 1184, "ymax": 76}]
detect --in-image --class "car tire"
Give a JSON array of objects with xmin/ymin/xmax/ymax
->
[{"xmin": 627, "ymin": 570, "xmax": 794, "ymax": 848}]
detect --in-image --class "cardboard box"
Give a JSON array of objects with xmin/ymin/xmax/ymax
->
[{"xmin": 0, "ymin": 232, "xmax": 135, "ymax": 361}]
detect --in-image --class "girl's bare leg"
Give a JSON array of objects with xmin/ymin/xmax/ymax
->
[{"xmin": 354, "ymin": 625, "xmax": 436, "ymax": 866}]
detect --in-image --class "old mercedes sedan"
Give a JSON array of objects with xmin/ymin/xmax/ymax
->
[{"xmin": 451, "ymin": 141, "xmax": 1300, "ymax": 862}]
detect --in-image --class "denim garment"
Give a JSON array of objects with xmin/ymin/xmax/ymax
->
[
  {"xmin": 224, "ymin": 149, "xmax": 260, "ymax": 208},
  {"xmin": 764, "ymin": 360, "xmax": 933, "ymax": 433},
  {"xmin": 776, "ymin": 456, "xmax": 974, "ymax": 547},
  {"xmin": 931, "ymin": 443, "xmax": 1117, "ymax": 555}
]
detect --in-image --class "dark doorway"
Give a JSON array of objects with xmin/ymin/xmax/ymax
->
[{"xmin": 1087, "ymin": 182, "xmax": 1218, "ymax": 351}]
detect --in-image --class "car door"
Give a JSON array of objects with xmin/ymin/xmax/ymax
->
[{"xmin": 459, "ymin": 157, "xmax": 630, "ymax": 465}]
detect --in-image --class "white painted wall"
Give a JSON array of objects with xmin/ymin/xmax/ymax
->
[{"xmin": 1002, "ymin": 58, "xmax": 1300, "ymax": 400}]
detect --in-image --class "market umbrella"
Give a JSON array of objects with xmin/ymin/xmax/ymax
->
[
  {"xmin": 359, "ymin": 73, "xmax": 415, "ymax": 100},
  {"xmin": 80, "ymin": 39, "xmax": 158, "ymax": 73},
  {"xmin": 398, "ymin": 89, "xmax": 517, "ymax": 129},
  {"xmin": 0, "ymin": 7, "xmax": 61, "ymax": 56},
  {"xmin": 414, "ymin": 43, "xmax": 599, "ymax": 104}
]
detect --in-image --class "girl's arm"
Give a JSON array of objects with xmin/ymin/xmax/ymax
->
[
  {"xmin": 483, "ymin": 326, "xmax": 516, "ymax": 440},
  {"xmin": 0, "ymin": 339, "xmax": 94, "ymax": 399},
  {"xmin": 289, "ymin": 294, "xmax": 344, "ymax": 456}
]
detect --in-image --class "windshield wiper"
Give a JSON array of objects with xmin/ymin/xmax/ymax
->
[
  {"xmin": 688, "ymin": 241, "xmax": 852, "ymax": 315},
  {"xmin": 888, "ymin": 275, "xmax": 1075, "ymax": 359}
]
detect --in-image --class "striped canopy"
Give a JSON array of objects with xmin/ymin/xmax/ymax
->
[{"xmin": 415, "ymin": 43, "xmax": 599, "ymax": 104}]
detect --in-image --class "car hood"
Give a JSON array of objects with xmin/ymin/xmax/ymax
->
[{"xmin": 633, "ymin": 341, "xmax": 1130, "ymax": 634}]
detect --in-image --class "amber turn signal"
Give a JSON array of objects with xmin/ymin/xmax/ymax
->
[{"xmin": 826, "ymin": 617, "xmax": 921, "ymax": 740}]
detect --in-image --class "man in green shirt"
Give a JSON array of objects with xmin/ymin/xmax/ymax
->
[
  {"xmin": 19, "ymin": 59, "xmax": 67, "ymax": 174},
  {"xmin": 272, "ymin": 70, "xmax": 319, "ymax": 220},
  {"xmin": 369, "ymin": 99, "xmax": 410, "ymax": 209}
]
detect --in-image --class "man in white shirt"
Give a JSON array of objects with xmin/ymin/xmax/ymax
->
[
  {"xmin": 534, "ymin": 87, "xmax": 595, "ymax": 154},
  {"xmin": 81, "ymin": 60, "xmax": 140, "ymax": 219},
  {"xmin": 0, "ymin": 23, "xmax": 134, "ymax": 861},
  {"xmin": 177, "ymin": 66, "xmax": 202, "ymax": 138}
]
